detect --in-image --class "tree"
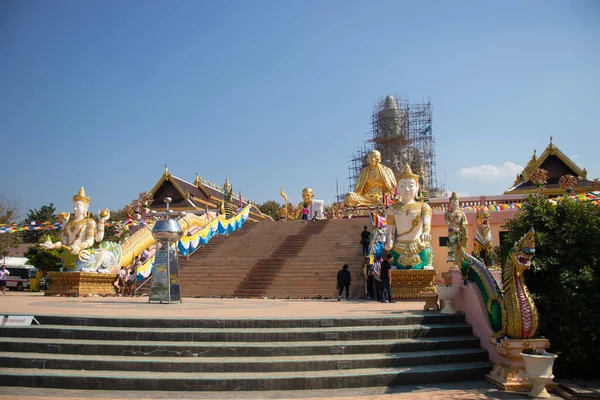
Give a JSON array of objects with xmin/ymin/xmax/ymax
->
[
  {"xmin": 0, "ymin": 193, "xmax": 22, "ymax": 258},
  {"xmin": 496, "ymin": 193, "xmax": 600, "ymax": 379},
  {"xmin": 23, "ymin": 203, "xmax": 57, "ymax": 243},
  {"xmin": 259, "ymin": 200, "xmax": 282, "ymax": 220},
  {"xmin": 24, "ymin": 234, "xmax": 63, "ymax": 272}
]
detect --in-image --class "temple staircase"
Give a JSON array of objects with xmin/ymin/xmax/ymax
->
[
  {"xmin": 179, "ymin": 219, "xmax": 368, "ymax": 299},
  {"xmin": 0, "ymin": 313, "xmax": 492, "ymax": 391}
]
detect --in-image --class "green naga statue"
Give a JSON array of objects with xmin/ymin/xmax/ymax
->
[{"xmin": 455, "ymin": 224, "xmax": 539, "ymax": 339}]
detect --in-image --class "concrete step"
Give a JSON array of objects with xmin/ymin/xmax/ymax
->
[
  {"xmin": 0, "ymin": 323, "xmax": 474, "ymax": 342},
  {"xmin": 0, "ymin": 361, "xmax": 493, "ymax": 391},
  {"xmin": 0, "ymin": 336, "xmax": 482, "ymax": 357},
  {"xmin": 0, "ymin": 348, "xmax": 489, "ymax": 372}
]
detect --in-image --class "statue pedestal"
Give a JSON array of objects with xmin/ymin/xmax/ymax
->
[
  {"xmin": 45, "ymin": 272, "xmax": 118, "ymax": 296},
  {"xmin": 391, "ymin": 270, "xmax": 436, "ymax": 300},
  {"xmin": 486, "ymin": 338, "xmax": 557, "ymax": 393}
]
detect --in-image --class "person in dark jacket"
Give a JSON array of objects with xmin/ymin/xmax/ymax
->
[
  {"xmin": 361, "ymin": 226, "xmax": 370, "ymax": 256},
  {"xmin": 337, "ymin": 264, "xmax": 352, "ymax": 301}
]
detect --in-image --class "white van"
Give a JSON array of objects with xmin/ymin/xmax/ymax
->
[{"xmin": 2, "ymin": 257, "xmax": 38, "ymax": 291}]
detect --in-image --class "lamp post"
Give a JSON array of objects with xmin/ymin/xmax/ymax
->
[{"xmin": 149, "ymin": 197, "xmax": 183, "ymax": 304}]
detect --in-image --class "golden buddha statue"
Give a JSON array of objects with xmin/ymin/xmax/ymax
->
[
  {"xmin": 385, "ymin": 164, "xmax": 433, "ymax": 269},
  {"xmin": 293, "ymin": 187, "xmax": 315, "ymax": 220},
  {"xmin": 41, "ymin": 187, "xmax": 110, "ymax": 271},
  {"xmin": 344, "ymin": 150, "xmax": 396, "ymax": 207}
]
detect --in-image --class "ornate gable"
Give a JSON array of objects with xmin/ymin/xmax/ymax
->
[{"xmin": 506, "ymin": 137, "xmax": 595, "ymax": 195}]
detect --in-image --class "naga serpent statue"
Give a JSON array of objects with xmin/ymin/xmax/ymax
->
[
  {"xmin": 456, "ymin": 224, "xmax": 539, "ymax": 339},
  {"xmin": 472, "ymin": 206, "xmax": 494, "ymax": 267}
]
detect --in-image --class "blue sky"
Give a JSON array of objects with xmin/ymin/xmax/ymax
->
[{"xmin": 1, "ymin": 0, "xmax": 599, "ymax": 219}]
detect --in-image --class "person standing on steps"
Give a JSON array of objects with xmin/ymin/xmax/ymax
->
[
  {"xmin": 337, "ymin": 264, "xmax": 352, "ymax": 301},
  {"xmin": 363, "ymin": 257, "xmax": 375, "ymax": 300},
  {"xmin": 380, "ymin": 254, "xmax": 394, "ymax": 303},
  {"xmin": 361, "ymin": 226, "xmax": 370, "ymax": 256}
]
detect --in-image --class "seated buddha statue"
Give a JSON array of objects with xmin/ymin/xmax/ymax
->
[
  {"xmin": 384, "ymin": 164, "xmax": 433, "ymax": 269},
  {"xmin": 292, "ymin": 187, "xmax": 324, "ymax": 220},
  {"xmin": 40, "ymin": 187, "xmax": 110, "ymax": 271},
  {"xmin": 344, "ymin": 150, "xmax": 396, "ymax": 207}
]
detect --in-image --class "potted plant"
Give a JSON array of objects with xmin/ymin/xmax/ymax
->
[
  {"xmin": 520, "ymin": 348, "xmax": 558, "ymax": 398},
  {"xmin": 435, "ymin": 279, "xmax": 461, "ymax": 314}
]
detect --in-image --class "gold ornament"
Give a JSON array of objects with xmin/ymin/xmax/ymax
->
[
  {"xmin": 396, "ymin": 164, "xmax": 420, "ymax": 183},
  {"xmin": 73, "ymin": 187, "xmax": 90, "ymax": 204}
]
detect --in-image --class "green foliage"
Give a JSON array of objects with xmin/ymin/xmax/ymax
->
[
  {"xmin": 23, "ymin": 203, "xmax": 57, "ymax": 243},
  {"xmin": 0, "ymin": 193, "xmax": 22, "ymax": 257},
  {"xmin": 498, "ymin": 193, "xmax": 600, "ymax": 379},
  {"xmin": 24, "ymin": 235, "xmax": 63, "ymax": 272},
  {"xmin": 259, "ymin": 200, "xmax": 282, "ymax": 220},
  {"xmin": 104, "ymin": 209, "xmax": 129, "ymax": 243}
]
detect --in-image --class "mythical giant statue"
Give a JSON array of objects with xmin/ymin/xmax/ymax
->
[
  {"xmin": 473, "ymin": 206, "xmax": 494, "ymax": 267},
  {"xmin": 41, "ymin": 187, "xmax": 122, "ymax": 273},
  {"xmin": 444, "ymin": 191, "xmax": 468, "ymax": 263},
  {"xmin": 456, "ymin": 225, "xmax": 539, "ymax": 339},
  {"xmin": 385, "ymin": 164, "xmax": 433, "ymax": 269},
  {"xmin": 344, "ymin": 150, "xmax": 396, "ymax": 207}
]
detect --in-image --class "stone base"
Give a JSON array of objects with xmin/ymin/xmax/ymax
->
[
  {"xmin": 486, "ymin": 337, "xmax": 556, "ymax": 393},
  {"xmin": 391, "ymin": 270, "xmax": 436, "ymax": 300},
  {"xmin": 422, "ymin": 293, "xmax": 439, "ymax": 311},
  {"xmin": 45, "ymin": 272, "xmax": 118, "ymax": 296}
]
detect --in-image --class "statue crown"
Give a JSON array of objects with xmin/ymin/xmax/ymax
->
[
  {"xmin": 396, "ymin": 164, "xmax": 419, "ymax": 183},
  {"xmin": 450, "ymin": 191, "xmax": 459, "ymax": 201},
  {"xmin": 73, "ymin": 187, "xmax": 90, "ymax": 204}
]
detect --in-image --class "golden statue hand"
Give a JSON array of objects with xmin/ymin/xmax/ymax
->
[
  {"xmin": 421, "ymin": 232, "xmax": 431, "ymax": 242},
  {"xmin": 58, "ymin": 212, "xmax": 70, "ymax": 225},
  {"xmin": 69, "ymin": 244, "xmax": 81, "ymax": 254}
]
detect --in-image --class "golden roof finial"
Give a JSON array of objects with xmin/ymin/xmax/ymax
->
[
  {"xmin": 549, "ymin": 136, "xmax": 554, "ymax": 147},
  {"xmin": 194, "ymin": 173, "xmax": 202, "ymax": 186},
  {"xmin": 73, "ymin": 187, "xmax": 90, "ymax": 205},
  {"xmin": 164, "ymin": 165, "xmax": 170, "ymax": 177},
  {"xmin": 396, "ymin": 164, "xmax": 420, "ymax": 183}
]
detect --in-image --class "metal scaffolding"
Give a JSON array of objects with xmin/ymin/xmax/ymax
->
[{"xmin": 347, "ymin": 95, "xmax": 445, "ymax": 199}]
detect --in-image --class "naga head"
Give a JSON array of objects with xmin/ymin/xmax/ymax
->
[
  {"xmin": 511, "ymin": 227, "xmax": 536, "ymax": 270},
  {"xmin": 476, "ymin": 206, "xmax": 491, "ymax": 229}
]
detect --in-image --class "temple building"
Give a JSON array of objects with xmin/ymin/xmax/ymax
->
[
  {"xmin": 148, "ymin": 166, "xmax": 267, "ymax": 222},
  {"xmin": 505, "ymin": 136, "xmax": 596, "ymax": 195}
]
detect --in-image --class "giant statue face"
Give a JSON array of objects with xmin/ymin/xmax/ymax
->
[
  {"xmin": 73, "ymin": 200, "xmax": 88, "ymax": 220},
  {"xmin": 397, "ymin": 178, "xmax": 419, "ymax": 202},
  {"xmin": 301, "ymin": 188, "xmax": 314, "ymax": 203},
  {"xmin": 367, "ymin": 150, "xmax": 382, "ymax": 167}
]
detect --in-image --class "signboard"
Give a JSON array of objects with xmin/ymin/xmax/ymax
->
[
  {"xmin": 149, "ymin": 241, "xmax": 181, "ymax": 303},
  {"xmin": 1, "ymin": 315, "xmax": 39, "ymax": 326}
]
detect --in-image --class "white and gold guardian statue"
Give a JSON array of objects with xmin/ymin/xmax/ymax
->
[
  {"xmin": 385, "ymin": 165, "xmax": 433, "ymax": 269},
  {"xmin": 41, "ymin": 187, "xmax": 120, "ymax": 273}
]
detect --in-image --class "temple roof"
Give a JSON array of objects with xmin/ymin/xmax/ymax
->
[
  {"xmin": 148, "ymin": 166, "xmax": 266, "ymax": 220},
  {"xmin": 505, "ymin": 137, "xmax": 597, "ymax": 195}
]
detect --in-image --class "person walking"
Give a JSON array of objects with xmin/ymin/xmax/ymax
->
[
  {"xmin": 301, "ymin": 203, "xmax": 309, "ymax": 222},
  {"xmin": 380, "ymin": 254, "xmax": 394, "ymax": 303},
  {"xmin": 337, "ymin": 264, "xmax": 352, "ymax": 301},
  {"xmin": 0, "ymin": 265, "xmax": 9, "ymax": 295},
  {"xmin": 363, "ymin": 257, "xmax": 375, "ymax": 300},
  {"xmin": 361, "ymin": 226, "xmax": 370, "ymax": 256},
  {"xmin": 373, "ymin": 258, "xmax": 383, "ymax": 301}
]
